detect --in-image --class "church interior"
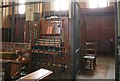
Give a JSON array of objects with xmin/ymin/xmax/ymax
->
[{"xmin": 0, "ymin": 0, "xmax": 120, "ymax": 81}]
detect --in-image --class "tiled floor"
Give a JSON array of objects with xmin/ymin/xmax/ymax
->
[{"xmin": 76, "ymin": 54, "xmax": 115, "ymax": 79}]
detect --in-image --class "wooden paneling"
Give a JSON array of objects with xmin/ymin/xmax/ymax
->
[
  {"xmin": 14, "ymin": 18, "xmax": 25, "ymax": 42},
  {"xmin": 2, "ymin": 28, "xmax": 12, "ymax": 42},
  {"xmin": 81, "ymin": 7, "xmax": 115, "ymax": 54},
  {"xmin": 78, "ymin": 2, "xmax": 115, "ymax": 8},
  {"xmin": 8, "ymin": 14, "xmax": 25, "ymax": 42}
]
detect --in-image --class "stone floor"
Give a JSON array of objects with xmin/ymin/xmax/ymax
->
[
  {"xmin": 0, "ymin": 54, "xmax": 115, "ymax": 80},
  {"xmin": 76, "ymin": 54, "xmax": 115, "ymax": 80}
]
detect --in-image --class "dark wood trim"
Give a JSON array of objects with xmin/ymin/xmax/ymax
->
[{"xmin": 81, "ymin": 6, "xmax": 115, "ymax": 15}]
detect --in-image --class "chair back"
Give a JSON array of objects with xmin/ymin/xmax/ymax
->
[{"xmin": 86, "ymin": 41, "xmax": 97, "ymax": 55}]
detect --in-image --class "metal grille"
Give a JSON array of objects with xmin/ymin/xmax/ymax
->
[
  {"xmin": 116, "ymin": 1, "xmax": 120, "ymax": 81},
  {"xmin": 1, "ymin": 0, "xmax": 82, "ymax": 80}
]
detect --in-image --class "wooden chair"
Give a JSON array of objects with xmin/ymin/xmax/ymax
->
[{"xmin": 83, "ymin": 41, "xmax": 97, "ymax": 70}]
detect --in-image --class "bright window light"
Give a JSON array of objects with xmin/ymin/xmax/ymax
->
[
  {"xmin": 18, "ymin": 0, "xmax": 25, "ymax": 14},
  {"xmin": 19, "ymin": 5, "xmax": 25, "ymax": 14},
  {"xmin": 89, "ymin": 0, "xmax": 108, "ymax": 8},
  {"xmin": 53, "ymin": 0, "xmax": 69, "ymax": 11},
  {"xmin": 89, "ymin": 0, "xmax": 97, "ymax": 8},
  {"xmin": 19, "ymin": 0, "xmax": 25, "ymax": 4},
  {"xmin": 98, "ymin": 0, "xmax": 107, "ymax": 7}
]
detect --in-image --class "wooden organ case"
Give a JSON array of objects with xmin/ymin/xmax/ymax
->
[
  {"xmin": 31, "ymin": 18, "xmax": 71, "ymax": 79},
  {"xmin": 24, "ymin": 21, "xmax": 40, "ymax": 44}
]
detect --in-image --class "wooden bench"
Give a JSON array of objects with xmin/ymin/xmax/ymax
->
[
  {"xmin": 0, "ymin": 42, "xmax": 31, "ymax": 76},
  {"xmin": 0, "ymin": 52, "xmax": 17, "ymax": 60},
  {"xmin": 17, "ymin": 68, "xmax": 53, "ymax": 81},
  {"xmin": 0, "ymin": 59, "xmax": 20, "ymax": 80}
]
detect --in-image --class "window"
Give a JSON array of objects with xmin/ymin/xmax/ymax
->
[
  {"xmin": 89, "ymin": 0, "xmax": 109, "ymax": 8},
  {"xmin": 18, "ymin": 0, "xmax": 25, "ymax": 14},
  {"xmin": 52, "ymin": 0, "xmax": 69, "ymax": 11}
]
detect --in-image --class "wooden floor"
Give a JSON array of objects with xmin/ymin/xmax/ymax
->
[{"xmin": 76, "ymin": 54, "xmax": 115, "ymax": 80}]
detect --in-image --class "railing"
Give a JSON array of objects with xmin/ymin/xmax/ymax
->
[{"xmin": 0, "ymin": 42, "xmax": 31, "ymax": 52}]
